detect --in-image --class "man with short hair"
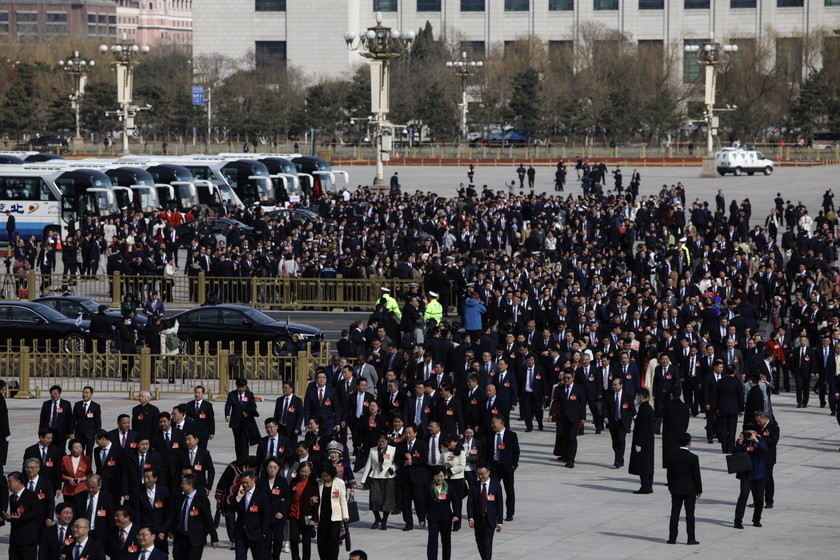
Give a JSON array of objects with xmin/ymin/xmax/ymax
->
[
  {"xmin": 255, "ymin": 418, "xmax": 291, "ymax": 465},
  {"xmin": 486, "ymin": 414, "xmax": 519, "ymax": 522},
  {"xmin": 466, "ymin": 463, "xmax": 503, "ymax": 560},
  {"xmin": 108, "ymin": 415, "xmax": 138, "ymax": 451},
  {"xmin": 23, "ymin": 428, "xmax": 62, "ymax": 488},
  {"xmin": 179, "ymin": 433, "xmax": 215, "ymax": 495},
  {"xmin": 60, "ymin": 518, "xmax": 106, "ymax": 560},
  {"xmin": 74, "ymin": 474, "xmax": 115, "ymax": 543},
  {"xmin": 166, "ymin": 474, "xmax": 219, "ymax": 560},
  {"xmin": 225, "ymin": 378, "xmax": 260, "ymax": 459},
  {"xmin": 72, "ymin": 386, "xmax": 102, "ymax": 456},
  {"xmin": 135, "ymin": 524, "xmax": 167, "ymax": 560},
  {"xmin": 184, "ymin": 386, "xmax": 215, "ymax": 449},
  {"xmin": 395, "ymin": 424, "xmax": 428, "ymax": 531},
  {"xmin": 665, "ymin": 433, "xmax": 702, "ymax": 545},
  {"xmin": 41, "ymin": 502, "xmax": 76, "ymax": 560},
  {"xmin": 605, "ymin": 377, "xmax": 635, "ymax": 469},
  {"xmin": 131, "ymin": 392, "xmax": 160, "ymax": 442},
  {"xmin": 22, "ymin": 457, "xmax": 54, "ymax": 532},
  {"xmin": 104, "ymin": 507, "xmax": 139, "ymax": 560},
  {"xmin": 123, "ymin": 437, "xmax": 165, "ymax": 506},
  {"xmin": 5, "ymin": 471, "xmax": 41, "ymax": 560},
  {"xmin": 39, "ymin": 386, "xmax": 73, "ymax": 443},
  {"xmin": 273, "ymin": 381, "xmax": 303, "ymax": 442},
  {"xmin": 134, "ymin": 469, "xmax": 170, "ymax": 554},
  {"xmin": 232, "ymin": 471, "xmax": 270, "ymax": 560}
]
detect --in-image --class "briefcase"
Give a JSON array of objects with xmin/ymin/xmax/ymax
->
[{"xmin": 726, "ymin": 451, "xmax": 752, "ymax": 474}]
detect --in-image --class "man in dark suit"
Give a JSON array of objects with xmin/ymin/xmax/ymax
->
[
  {"xmin": 343, "ymin": 378, "xmax": 375, "ymax": 463},
  {"xmin": 702, "ymin": 360, "xmax": 724, "ymax": 444},
  {"xmin": 404, "ymin": 382, "xmax": 433, "ymax": 438},
  {"xmin": 130, "ymin": 392, "xmax": 160, "ymax": 442},
  {"xmin": 577, "ymin": 354, "xmax": 603, "ymax": 434},
  {"xmin": 178, "ymin": 433, "xmax": 215, "ymax": 496},
  {"xmin": 716, "ymin": 364, "xmax": 745, "ymax": 454},
  {"xmin": 605, "ymin": 377, "xmax": 635, "ymax": 468},
  {"xmin": 791, "ymin": 336, "xmax": 816, "ymax": 408},
  {"xmin": 93, "ymin": 430, "xmax": 125, "ymax": 506},
  {"xmin": 23, "ymin": 457, "xmax": 55, "ymax": 532},
  {"xmin": 72, "ymin": 386, "xmax": 102, "ymax": 456},
  {"xmin": 434, "ymin": 384, "xmax": 465, "ymax": 440},
  {"xmin": 74, "ymin": 475, "xmax": 115, "ymax": 543},
  {"xmin": 0, "ymin": 380, "xmax": 9, "ymax": 472},
  {"xmin": 552, "ymin": 371, "xmax": 586, "ymax": 468},
  {"xmin": 134, "ymin": 469, "xmax": 170, "ymax": 553},
  {"xmin": 23, "ymin": 428, "xmax": 63, "ymax": 489},
  {"xmin": 613, "ymin": 352, "xmax": 641, "ymax": 399},
  {"xmin": 381, "ymin": 378, "xmax": 406, "ymax": 423},
  {"xmin": 272, "ymin": 381, "xmax": 304, "ymax": 442},
  {"xmin": 184, "ymin": 386, "xmax": 215, "ymax": 449},
  {"xmin": 754, "ymin": 410, "xmax": 779, "ymax": 509},
  {"xmin": 466, "ymin": 463, "xmax": 504, "ymax": 560},
  {"xmin": 518, "ymin": 355, "xmax": 545, "ymax": 432},
  {"xmin": 480, "ymin": 384, "xmax": 510, "ymax": 436},
  {"xmin": 395, "ymin": 425, "xmax": 428, "ymax": 531},
  {"xmin": 150, "ymin": 413, "xmax": 185, "ymax": 493},
  {"xmin": 666, "ymin": 433, "xmax": 702, "ymax": 545},
  {"xmin": 303, "ymin": 371, "xmax": 341, "ymax": 437},
  {"xmin": 485, "ymin": 414, "xmax": 519, "ymax": 521},
  {"xmin": 679, "ymin": 345, "xmax": 702, "ymax": 416},
  {"xmin": 104, "ymin": 507, "xmax": 140, "ymax": 560},
  {"xmin": 133, "ymin": 524, "xmax": 167, "ymax": 560},
  {"xmin": 659, "ymin": 387, "xmax": 691, "ymax": 469},
  {"xmin": 61, "ymin": 518, "xmax": 106, "ymax": 560},
  {"xmin": 224, "ymin": 378, "xmax": 260, "ymax": 459},
  {"xmin": 122, "ymin": 437, "xmax": 166, "ymax": 506},
  {"xmin": 652, "ymin": 355, "xmax": 681, "ymax": 434},
  {"xmin": 39, "ymin": 502, "xmax": 75, "ymax": 560},
  {"xmin": 814, "ymin": 336, "xmax": 834, "ymax": 409},
  {"xmin": 165, "ymin": 474, "xmax": 219, "ymax": 559},
  {"xmin": 461, "ymin": 375, "xmax": 485, "ymax": 432},
  {"xmin": 39, "ymin": 385, "xmax": 73, "ymax": 445},
  {"xmin": 108, "ymin": 415, "xmax": 139, "ymax": 452},
  {"xmin": 6, "ymin": 471, "xmax": 42, "ymax": 560},
  {"xmin": 254, "ymin": 418, "xmax": 292, "ymax": 466},
  {"xmin": 231, "ymin": 471, "xmax": 270, "ymax": 560}
]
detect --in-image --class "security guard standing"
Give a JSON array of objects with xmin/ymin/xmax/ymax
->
[
  {"xmin": 424, "ymin": 291, "xmax": 444, "ymax": 325},
  {"xmin": 380, "ymin": 287, "xmax": 402, "ymax": 320}
]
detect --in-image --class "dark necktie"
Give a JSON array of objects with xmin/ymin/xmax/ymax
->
[
  {"xmin": 52, "ymin": 401, "xmax": 58, "ymax": 428},
  {"xmin": 431, "ymin": 436, "xmax": 437, "ymax": 464},
  {"xmin": 58, "ymin": 526, "xmax": 65, "ymax": 545},
  {"xmin": 165, "ymin": 431, "xmax": 170, "ymax": 446},
  {"xmin": 268, "ymin": 438, "xmax": 275, "ymax": 457},
  {"xmin": 180, "ymin": 496, "xmax": 190, "ymax": 531},
  {"xmin": 615, "ymin": 393, "xmax": 621, "ymax": 421},
  {"xmin": 480, "ymin": 482, "xmax": 487, "ymax": 516}
]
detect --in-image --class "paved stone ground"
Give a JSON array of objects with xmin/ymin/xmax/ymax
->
[{"xmin": 1, "ymin": 387, "xmax": 837, "ymax": 559}]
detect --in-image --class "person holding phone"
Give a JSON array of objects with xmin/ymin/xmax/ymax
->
[{"xmin": 732, "ymin": 423, "xmax": 768, "ymax": 529}]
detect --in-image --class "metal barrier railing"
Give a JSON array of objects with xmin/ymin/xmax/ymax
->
[
  {"xmin": 4, "ymin": 271, "xmax": 419, "ymax": 311},
  {"xmin": 2, "ymin": 340, "xmax": 330, "ymax": 399}
]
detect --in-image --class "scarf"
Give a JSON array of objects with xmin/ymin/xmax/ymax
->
[{"xmin": 432, "ymin": 480, "xmax": 449, "ymax": 501}]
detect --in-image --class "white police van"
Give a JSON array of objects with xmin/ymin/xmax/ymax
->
[{"xmin": 715, "ymin": 143, "xmax": 774, "ymax": 176}]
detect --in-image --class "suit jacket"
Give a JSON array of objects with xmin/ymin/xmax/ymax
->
[
  {"xmin": 466, "ymin": 478, "xmax": 504, "ymax": 526},
  {"xmin": 434, "ymin": 396, "xmax": 465, "ymax": 438},
  {"xmin": 39, "ymin": 523, "xmax": 75, "ymax": 560},
  {"xmin": 8, "ymin": 488, "xmax": 42, "ymax": 545},
  {"xmin": 74, "ymin": 491, "xmax": 116, "ymax": 540},
  {"xmin": 403, "ymin": 393, "xmax": 433, "ymax": 436},
  {"xmin": 717, "ymin": 348, "xmax": 744, "ymax": 376},
  {"xmin": 122, "ymin": 449, "xmax": 166, "ymax": 500},
  {"xmin": 666, "ymin": 447, "xmax": 702, "ymax": 496},
  {"xmin": 395, "ymin": 437, "xmax": 429, "ymax": 485},
  {"xmin": 422, "ymin": 483, "xmax": 461, "ymax": 524},
  {"xmin": 759, "ymin": 420, "xmax": 780, "ymax": 466},
  {"xmin": 461, "ymin": 387, "xmax": 485, "ymax": 431},
  {"xmin": 611, "ymin": 362, "xmax": 641, "ymax": 398},
  {"xmin": 104, "ymin": 523, "xmax": 140, "ymax": 560},
  {"xmin": 302, "ymin": 383, "xmax": 341, "ymax": 434},
  {"xmin": 343, "ymin": 390, "xmax": 375, "ymax": 426},
  {"xmin": 273, "ymin": 394, "xmax": 304, "ymax": 437},
  {"xmin": 27, "ymin": 475, "xmax": 55, "ymax": 528},
  {"xmin": 130, "ymin": 549, "xmax": 166, "ymax": 560},
  {"xmin": 255, "ymin": 476, "xmax": 290, "ymax": 524},
  {"xmin": 93, "ymin": 444, "xmax": 127, "ymax": 499},
  {"xmin": 653, "ymin": 364, "xmax": 681, "ymax": 400},
  {"xmin": 133, "ymin": 483, "xmax": 170, "ymax": 529},
  {"xmin": 166, "ymin": 491, "xmax": 218, "ymax": 546},
  {"xmin": 177, "ymin": 447, "xmax": 215, "ymax": 491},
  {"xmin": 59, "ymin": 538, "xmax": 107, "ymax": 560},
  {"xmin": 39, "ymin": 398, "xmax": 74, "ymax": 441},
  {"xmin": 492, "ymin": 370, "xmax": 519, "ymax": 407},
  {"xmin": 716, "ymin": 375, "xmax": 745, "ymax": 415},
  {"xmin": 23, "ymin": 443, "xmax": 63, "ymax": 488},
  {"xmin": 62, "ymin": 454, "xmax": 94, "ymax": 496},
  {"xmin": 255, "ymin": 434, "xmax": 292, "ymax": 465},
  {"xmin": 149, "ymin": 428, "xmax": 186, "ymax": 489},
  {"xmin": 72, "ymin": 400, "xmax": 102, "ymax": 444},
  {"xmin": 108, "ymin": 429, "xmax": 139, "ymax": 452},
  {"xmin": 744, "ymin": 384, "xmax": 765, "ymax": 423},
  {"xmin": 605, "ymin": 389, "xmax": 635, "ymax": 431},
  {"xmin": 552, "ymin": 383, "xmax": 586, "ymax": 424},
  {"xmin": 224, "ymin": 390, "xmax": 260, "ymax": 433},
  {"xmin": 483, "ymin": 429, "xmax": 519, "ymax": 475},
  {"xmin": 575, "ymin": 365, "xmax": 602, "ymax": 403},
  {"xmin": 130, "ymin": 403, "xmax": 160, "ymax": 441},
  {"xmin": 232, "ymin": 488, "xmax": 271, "ymax": 541},
  {"xmin": 184, "ymin": 399, "xmax": 216, "ymax": 443}
]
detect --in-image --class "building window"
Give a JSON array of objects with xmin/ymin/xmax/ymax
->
[
  {"xmin": 639, "ymin": 0, "xmax": 664, "ymax": 8},
  {"xmin": 777, "ymin": 0, "xmax": 803, "ymax": 6},
  {"xmin": 460, "ymin": 40, "xmax": 485, "ymax": 57},
  {"xmin": 730, "ymin": 0, "xmax": 756, "ymax": 7},
  {"xmin": 15, "ymin": 11, "xmax": 38, "ymax": 36},
  {"xmin": 373, "ymin": 0, "xmax": 397, "ymax": 11},
  {"xmin": 549, "ymin": 0, "xmax": 573, "ymax": 9},
  {"xmin": 548, "ymin": 40, "xmax": 574, "ymax": 75},
  {"xmin": 684, "ymin": 0, "xmax": 710, "ymax": 8},
  {"xmin": 46, "ymin": 12, "xmax": 68, "ymax": 35},
  {"xmin": 827, "ymin": 0, "xmax": 840, "ymax": 6},
  {"xmin": 417, "ymin": 0, "xmax": 441, "ymax": 10},
  {"xmin": 87, "ymin": 13, "xmax": 97, "ymax": 36},
  {"xmin": 255, "ymin": 0, "xmax": 286, "ymax": 10},
  {"xmin": 504, "ymin": 0, "xmax": 529, "ymax": 11},
  {"xmin": 255, "ymin": 41, "xmax": 287, "ymax": 70},
  {"xmin": 683, "ymin": 39, "xmax": 707, "ymax": 83},
  {"xmin": 776, "ymin": 37, "xmax": 802, "ymax": 82},
  {"xmin": 461, "ymin": 0, "xmax": 484, "ymax": 9},
  {"xmin": 0, "ymin": 12, "xmax": 9, "ymax": 34},
  {"xmin": 594, "ymin": 0, "xmax": 618, "ymax": 9}
]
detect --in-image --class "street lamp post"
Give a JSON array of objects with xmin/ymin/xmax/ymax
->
[
  {"xmin": 685, "ymin": 36, "xmax": 737, "ymax": 178},
  {"xmin": 58, "ymin": 51, "xmax": 95, "ymax": 152},
  {"xmin": 344, "ymin": 12, "xmax": 414, "ymax": 190},
  {"xmin": 100, "ymin": 33, "xmax": 150, "ymax": 155},
  {"xmin": 446, "ymin": 51, "xmax": 482, "ymax": 144}
]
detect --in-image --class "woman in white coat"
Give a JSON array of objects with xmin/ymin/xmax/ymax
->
[
  {"xmin": 360, "ymin": 434, "xmax": 397, "ymax": 530},
  {"xmin": 158, "ymin": 318, "xmax": 179, "ymax": 383},
  {"xmin": 315, "ymin": 463, "xmax": 349, "ymax": 560},
  {"xmin": 439, "ymin": 434, "xmax": 466, "ymax": 531}
]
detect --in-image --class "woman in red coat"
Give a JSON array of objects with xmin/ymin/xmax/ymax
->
[
  {"xmin": 288, "ymin": 461, "xmax": 320, "ymax": 560},
  {"xmin": 61, "ymin": 438, "xmax": 92, "ymax": 501}
]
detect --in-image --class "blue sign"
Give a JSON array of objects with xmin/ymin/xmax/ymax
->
[
  {"xmin": 192, "ymin": 86, "xmax": 204, "ymax": 105},
  {"xmin": 192, "ymin": 127, "xmax": 197, "ymax": 137}
]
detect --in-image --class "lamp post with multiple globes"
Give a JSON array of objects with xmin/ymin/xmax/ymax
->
[
  {"xmin": 99, "ymin": 33, "xmax": 150, "ymax": 155},
  {"xmin": 58, "ymin": 51, "xmax": 95, "ymax": 152},
  {"xmin": 446, "ymin": 51, "xmax": 483, "ymax": 144}
]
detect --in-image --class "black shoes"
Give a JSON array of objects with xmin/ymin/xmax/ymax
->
[
  {"xmin": 566, "ymin": 461, "xmax": 575, "ymax": 468},
  {"xmin": 765, "ymin": 504, "xmax": 774, "ymax": 509},
  {"xmin": 402, "ymin": 525, "xmax": 413, "ymax": 531},
  {"xmin": 633, "ymin": 489, "xmax": 651, "ymax": 494},
  {"xmin": 687, "ymin": 540, "xmax": 700, "ymax": 545},
  {"xmin": 733, "ymin": 522, "xmax": 744, "ymax": 529},
  {"xmin": 753, "ymin": 522, "xmax": 762, "ymax": 527},
  {"xmin": 666, "ymin": 540, "xmax": 676, "ymax": 544},
  {"xmin": 505, "ymin": 515, "xmax": 514, "ymax": 521},
  {"xmin": 372, "ymin": 521, "xmax": 379, "ymax": 530}
]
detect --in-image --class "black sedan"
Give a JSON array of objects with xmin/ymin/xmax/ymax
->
[
  {"xmin": 32, "ymin": 295, "xmax": 148, "ymax": 343},
  {"xmin": 0, "ymin": 301, "xmax": 90, "ymax": 353},
  {"xmin": 264, "ymin": 207, "xmax": 320, "ymax": 226},
  {"xmin": 172, "ymin": 305, "xmax": 324, "ymax": 356},
  {"xmin": 174, "ymin": 217, "xmax": 256, "ymax": 248}
]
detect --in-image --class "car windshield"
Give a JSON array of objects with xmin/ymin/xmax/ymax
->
[
  {"xmin": 76, "ymin": 299, "xmax": 100, "ymax": 314},
  {"xmin": 28, "ymin": 304, "xmax": 72, "ymax": 322}
]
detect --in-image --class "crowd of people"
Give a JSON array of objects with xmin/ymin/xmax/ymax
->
[{"xmin": 2, "ymin": 163, "xmax": 839, "ymax": 558}]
